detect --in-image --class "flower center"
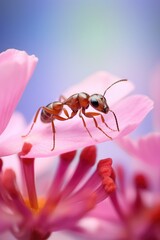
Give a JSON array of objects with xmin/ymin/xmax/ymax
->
[{"xmin": 24, "ymin": 197, "xmax": 46, "ymax": 214}]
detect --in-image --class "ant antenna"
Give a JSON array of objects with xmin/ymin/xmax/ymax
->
[{"xmin": 103, "ymin": 79, "xmax": 128, "ymax": 96}]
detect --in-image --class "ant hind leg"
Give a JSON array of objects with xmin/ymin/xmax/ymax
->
[{"xmin": 99, "ymin": 113, "xmax": 117, "ymax": 132}]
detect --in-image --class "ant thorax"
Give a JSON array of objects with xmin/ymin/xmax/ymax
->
[{"xmin": 64, "ymin": 92, "xmax": 90, "ymax": 112}]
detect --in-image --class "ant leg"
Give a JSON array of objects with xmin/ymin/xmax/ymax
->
[
  {"xmin": 50, "ymin": 112, "xmax": 78, "ymax": 150},
  {"xmin": 51, "ymin": 120, "xmax": 55, "ymax": 151},
  {"xmin": 79, "ymin": 110, "xmax": 94, "ymax": 139},
  {"xmin": 98, "ymin": 113, "xmax": 117, "ymax": 132},
  {"xmin": 22, "ymin": 105, "xmax": 62, "ymax": 138},
  {"xmin": 82, "ymin": 110, "xmax": 112, "ymax": 140},
  {"xmin": 83, "ymin": 109, "xmax": 119, "ymax": 132},
  {"xmin": 63, "ymin": 108, "xmax": 70, "ymax": 118},
  {"xmin": 48, "ymin": 114, "xmax": 70, "ymax": 151},
  {"xmin": 22, "ymin": 106, "xmax": 44, "ymax": 137}
]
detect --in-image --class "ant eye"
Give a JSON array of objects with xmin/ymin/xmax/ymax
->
[{"xmin": 91, "ymin": 98, "xmax": 99, "ymax": 108}]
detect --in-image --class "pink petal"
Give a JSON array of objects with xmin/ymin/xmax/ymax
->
[
  {"xmin": 0, "ymin": 112, "xmax": 27, "ymax": 140},
  {"xmin": 0, "ymin": 94, "xmax": 152, "ymax": 158},
  {"xmin": 0, "ymin": 49, "xmax": 38, "ymax": 134},
  {"xmin": 117, "ymin": 132, "xmax": 160, "ymax": 167},
  {"xmin": 63, "ymin": 71, "xmax": 134, "ymax": 106}
]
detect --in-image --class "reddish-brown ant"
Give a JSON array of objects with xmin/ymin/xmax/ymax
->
[{"xmin": 23, "ymin": 79, "xmax": 127, "ymax": 150}]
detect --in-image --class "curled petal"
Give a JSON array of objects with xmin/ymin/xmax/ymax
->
[{"xmin": 0, "ymin": 49, "xmax": 38, "ymax": 134}]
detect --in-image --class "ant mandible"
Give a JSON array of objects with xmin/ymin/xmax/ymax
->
[{"xmin": 23, "ymin": 79, "xmax": 127, "ymax": 150}]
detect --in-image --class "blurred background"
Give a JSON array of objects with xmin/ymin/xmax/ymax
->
[{"xmin": 0, "ymin": 0, "xmax": 160, "ymax": 159}]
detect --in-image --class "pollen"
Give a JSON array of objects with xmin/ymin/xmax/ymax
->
[{"xmin": 24, "ymin": 197, "xmax": 46, "ymax": 214}]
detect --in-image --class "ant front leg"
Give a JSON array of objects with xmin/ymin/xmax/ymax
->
[
  {"xmin": 82, "ymin": 109, "xmax": 112, "ymax": 140},
  {"xmin": 98, "ymin": 112, "xmax": 118, "ymax": 132},
  {"xmin": 79, "ymin": 109, "xmax": 94, "ymax": 139}
]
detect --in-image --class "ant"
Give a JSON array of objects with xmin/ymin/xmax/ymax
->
[{"xmin": 23, "ymin": 79, "xmax": 127, "ymax": 150}]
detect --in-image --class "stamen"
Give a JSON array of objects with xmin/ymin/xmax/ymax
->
[
  {"xmin": 19, "ymin": 142, "xmax": 33, "ymax": 156},
  {"xmin": 134, "ymin": 173, "xmax": 148, "ymax": 190},
  {"xmin": 98, "ymin": 159, "xmax": 126, "ymax": 220},
  {"xmin": 79, "ymin": 145, "xmax": 97, "ymax": 166},
  {"xmin": 42, "ymin": 150, "xmax": 77, "ymax": 214},
  {"xmin": 71, "ymin": 158, "xmax": 116, "ymax": 204},
  {"xmin": 0, "ymin": 158, "xmax": 3, "ymax": 172},
  {"xmin": 116, "ymin": 165, "xmax": 125, "ymax": 195},
  {"xmin": 2, "ymin": 169, "xmax": 17, "ymax": 198},
  {"xmin": 61, "ymin": 146, "xmax": 97, "ymax": 198},
  {"xmin": 20, "ymin": 157, "xmax": 38, "ymax": 210},
  {"xmin": 97, "ymin": 158, "xmax": 115, "ymax": 189},
  {"xmin": 1, "ymin": 169, "xmax": 32, "ymax": 217},
  {"xmin": 60, "ymin": 150, "xmax": 77, "ymax": 163},
  {"xmin": 110, "ymin": 191, "xmax": 126, "ymax": 221},
  {"xmin": 133, "ymin": 173, "xmax": 148, "ymax": 209}
]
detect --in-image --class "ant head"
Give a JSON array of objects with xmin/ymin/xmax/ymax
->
[{"xmin": 89, "ymin": 94, "xmax": 109, "ymax": 113}]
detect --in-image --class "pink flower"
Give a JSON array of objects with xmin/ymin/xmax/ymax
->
[{"xmin": 0, "ymin": 48, "xmax": 154, "ymax": 239}]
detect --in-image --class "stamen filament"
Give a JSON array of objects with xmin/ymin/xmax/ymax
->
[
  {"xmin": 110, "ymin": 191, "xmax": 125, "ymax": 221},
  {"xmin": 20, "ymin": 158, "xmax": 38, "ymax": 210}
]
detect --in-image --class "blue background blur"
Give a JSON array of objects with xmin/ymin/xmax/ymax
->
[{"xmin": 0, "ymin": 0, "xmax": 160, "ymax": 134}]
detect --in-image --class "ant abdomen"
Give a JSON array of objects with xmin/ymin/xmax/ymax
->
[
  {"xmin": 41, "ymin": 103, "xmax": 54, "ymax": 123},
  {"xmin": 41, "ymin": 102, "xmax": 63, "ymax": 123}
]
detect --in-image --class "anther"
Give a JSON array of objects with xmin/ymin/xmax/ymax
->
[
  {"xmin": 80, "ymin": 145, "xmax": 97, "ymax": 166},
  {"xmin": 103, "ymin": 177, "xmax": 116, "ymax": 194},
  {"xmin": 97, "ymin": 158, "xmax": 116, "ymax": 194},
  {"xmin": 19, "ymin": 142, "xmax": 33, "ymax": 156},
  {"xmin": 134, "ymin": 173, "xmax": 148, "ymax": 190},
  {"xmin": 98, "ymin": 158, "xmax": 112, "ymax": 175},
  {"xmin": 60, "ymin": 150, "xmax": 77, "ymax": 163}
]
